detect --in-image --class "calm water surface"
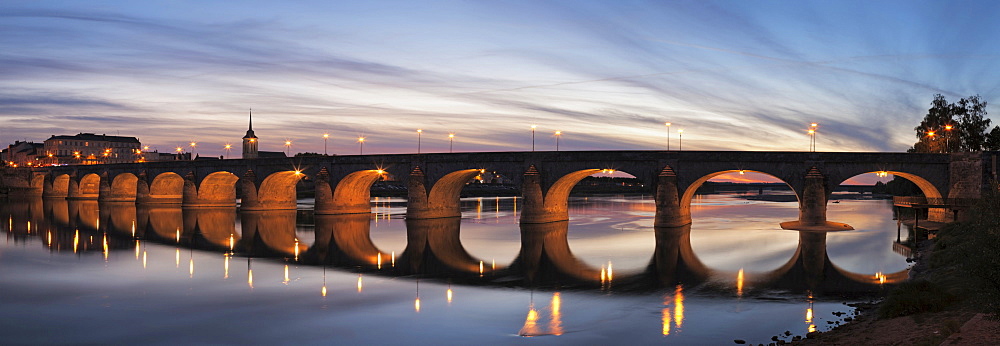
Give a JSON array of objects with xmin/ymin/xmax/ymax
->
[{"xmin": 0, "ymin": 193, "xmax": 909, "ymax": 345}]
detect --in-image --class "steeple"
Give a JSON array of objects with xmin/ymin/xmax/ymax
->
[
  {"xmin": 242, "ymin": 108, "xmax": 258, "ymax": 159},
  {"xmin": 243, "ymin": 108, "xmax": 256, "ymax": 139}
]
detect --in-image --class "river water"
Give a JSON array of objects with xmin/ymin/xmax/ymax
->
[{"xmin": 0, "ymin": 192, "xmax": 909, "ymax": 345}]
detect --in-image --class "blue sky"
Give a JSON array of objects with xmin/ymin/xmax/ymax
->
[{"xmin": 2, "ymin": 0, "xmax": 999, "ymax": 157}]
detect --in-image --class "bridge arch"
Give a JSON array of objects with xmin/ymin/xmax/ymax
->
[
  {"xmin": 522, "ymin": 167, "xmax": 638, "ymax": 224},
  {"xmin": 70, "ymin": 173, "xmax": 101, "ymax": 200},
  {"xmin": 834, "ymin": 171, "xmax": 942, "ymax": 200},
  {"xmin": 45, "ymin": 174, "xmax": 70, "ymax": 198},
  {"xmin": 407, "ymin": 168, "xmax": 482, "ymax": 219},
  {"xmin": 147, "ymin": 172, "xmax": 184, "ymax": 204},
  {"xmin": 106, "ymin": 173, "xmax": 138, "ymax": 202},
  {"xmin": 680, "ymin": 170, "xmax": 798, "ymax": 225},
  {"xmin": 242, "ymin": 171, "xmax": 304, "ymax": 211},
  {"xmin": 316, "ymin": 169, "xmax": 386, "ymax": 215},
  {"xmin": 184, "ymin": 171, "xmax": 239, "ymax": 208}
]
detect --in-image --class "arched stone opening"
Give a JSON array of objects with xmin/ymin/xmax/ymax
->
[
  {"xmin": 147, "ymin": 172, "xmax": 184, "ymax": 204},
  {"xmin": 73, "ymin": 173, "xmax": 101, "ymax": 200},
  {"xmin": 106, "ymin": 173, "xmax": 138, "ymax": 202},
  {"xmin": 407, "ymin": 168, "xmax": 482, "ymax": 219},
  {"xmin": 543, "ymin": 169, "xmax": 605, "ymax": 213},
  {"xmin": 316, "ymin": 169, "xmax": 386, "ymax": 215},
  {"xmin": 855, "ymin": 171, "xmax": 943, "ymax": 199},
  {"xmin": 680, "ymin": 170, "xmax": 798, "ymax": 223},
  {"xmin": 521, "ymin": 168, "xmax": 637, "ymax": 224},
  {"xmin": 243, "ymin": 171, "xmax": 304, "ymax": 211},
  {"xmin": 46, "ymin": 174, "xmax": 70, "ymax": 198},
  {"xmin": 834, "ymin": 170, "xmax": 946, "ymax": 222},
  {"xmin": 186, "ymin": 171, "xmax": 239, "ymax": 208}
]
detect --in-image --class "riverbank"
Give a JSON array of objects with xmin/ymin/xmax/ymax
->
[{"xmin": 795, "ymin": 186, "xmax": 1000, "ymax": 345}]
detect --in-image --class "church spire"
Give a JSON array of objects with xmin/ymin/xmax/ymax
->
[
  {"xmin": 242, "ymin": 108, "xmax": 258, "ymax": 159},
  {"xmin": 243, "ymin": 108, "xmax": 257, "ymax": 139}
]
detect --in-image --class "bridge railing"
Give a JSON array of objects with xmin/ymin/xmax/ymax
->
[{"xmin": 892, "ymin": 196, "xmax": 977, "ymax": 208}]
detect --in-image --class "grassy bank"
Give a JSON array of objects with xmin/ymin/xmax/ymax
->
[
  {"xmin": 880, "ymin": 182, "xmax": 1000, "ymax": 318},
  {"xmin": 798, "ymin": 183, "xmax": 1000, "ymax": 345}
]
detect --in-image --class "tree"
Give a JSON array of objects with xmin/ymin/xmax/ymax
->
[
  {"xmin": 985, "ymin": 126, "xmax": 1000, "ymax": 151},
  {"xmin": 911, "ymin": 94, "xmax": 992, "ymax": 153}
]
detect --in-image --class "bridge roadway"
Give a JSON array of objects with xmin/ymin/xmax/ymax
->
[{"xmin": 21, "ymin": 150, "xmax": 960, "ymax": 229}]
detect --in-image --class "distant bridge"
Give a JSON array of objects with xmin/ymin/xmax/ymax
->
[{"xmin": 14, "ymin": 150, "xmax": 998, "ymax": 228}]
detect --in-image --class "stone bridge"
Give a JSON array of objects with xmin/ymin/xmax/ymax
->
[{"xmin": 17, "ymin": 151, "xmax": 997, "ymax": 228}]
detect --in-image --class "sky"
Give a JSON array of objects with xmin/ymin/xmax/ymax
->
[{"xmin": 3, "ymin": 0, "xmax": 1000, "ymax": 160}]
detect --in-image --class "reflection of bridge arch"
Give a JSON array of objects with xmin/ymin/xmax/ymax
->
[
  {"xmin": 99, "ymin": 202, "xmax": 136, "ymax": 236},
  {"xmin": 309, "ymin": 213, "xmax": 386, "ymax": 266},
  {"xmin": 182, "ymin": 208, "xmax": 238, "ymax": 249},
  {"xmin": 239, "ymin": 210, "xmax": 307, "ymax": 257},
  {"xmin": 712, "ymin": 231, "xmax": 909, "ymax": 294},
  {"xmin": 67, "ymin": 200, "xmax": 100, "ymax": 231},
  {"xmin": 142, "ymin": 205, "xmax": 183, "ymax": 241},
  {"xmin": 511, "ymin": 221, "xmax": 605, "ymax": 285},
  {"xmin": 147, "ymin": 172, "xmax": 184, "ymax": 204},
  {"xmin": 396, "ymin": 217, "xmax": 498, "ymax": 276}
]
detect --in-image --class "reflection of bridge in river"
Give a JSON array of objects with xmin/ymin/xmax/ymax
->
[{"xmin": 4, "ymin": 198, "xmax": 907, "ymax": 295}]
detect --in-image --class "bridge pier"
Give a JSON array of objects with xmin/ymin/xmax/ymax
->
[
  {"xmin": 519, "ymin": 165, "xmax": 576, "ymax": 224},
  {"xmin": 654, "ymin": 166, "xmax": 689, "ymax": 227},
  {"xmin": 406, "ymin": 166, "xmax": 479, "ymax": 219},
  {"xmin": 781, "ymin": 167, "xmax": 853, "ymax": 231},
  {"xmin": 42, "ymin": 174, "xmax": 68, "ymax": 198},
  {"xmin": 135, "ymin": 173, "xmax": 152, "ymax": 204}
]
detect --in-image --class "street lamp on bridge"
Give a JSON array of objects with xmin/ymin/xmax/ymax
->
[
  {"xmin": 678, "ymin": 129, "xmax": 684, "ymax": 151},
  {"xmin": 416, "ymin": 129, "xmax": 423, "ymax": 154},
  {"xmin": 284, "ymin": 139, "xmax": 292, "ymax": 156},
  {"xmin": 944, "ymin": 124, "xmax": 953, "ymax": 152},
  {"xmin": 665, "ymin": 122, "xmax": 672, "ymax": 150},
  {"xmin": 357, "ymin": 136, "xmax": 366, "ymax": 155},
  {"xmin": 224, "ymin": 143, "xmax": 232, "ymax": 159},
  {"xmin": 808, "ymin": 123, "xmax": 818, "ymax": 152},
  {"xmin": 323, "ymin": 133, "xmax": 329, "ymax": 155},
  {"xmin": 189, "ymin": 142, "xmax": 197, "ymax": 160},
  {"xmin": 448, "ymin": 133, "xmax": 456, "ymax": 153},
  {"xmin": 554, "ymin": 130, "xmax": 562, "ymax": 151},
  {"xmin": 531, "ymin": 125, "xmax": 537, "ymax": 151}
]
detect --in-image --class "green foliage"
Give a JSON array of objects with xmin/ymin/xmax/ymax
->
[
  {"xmin": 986, "ymin": 126, "xmax": 1000, "ymax": 151},
  {"xmin": 877, "ymin": 280, "xmax": 955, "ymax": 318},
  {"xmin": 911, "ymin": 94, "xmax": 996, "ymax": 153},
  {"xmin": 879, "ymin": 181, "xmax": 1000, "ymax": 317}
]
